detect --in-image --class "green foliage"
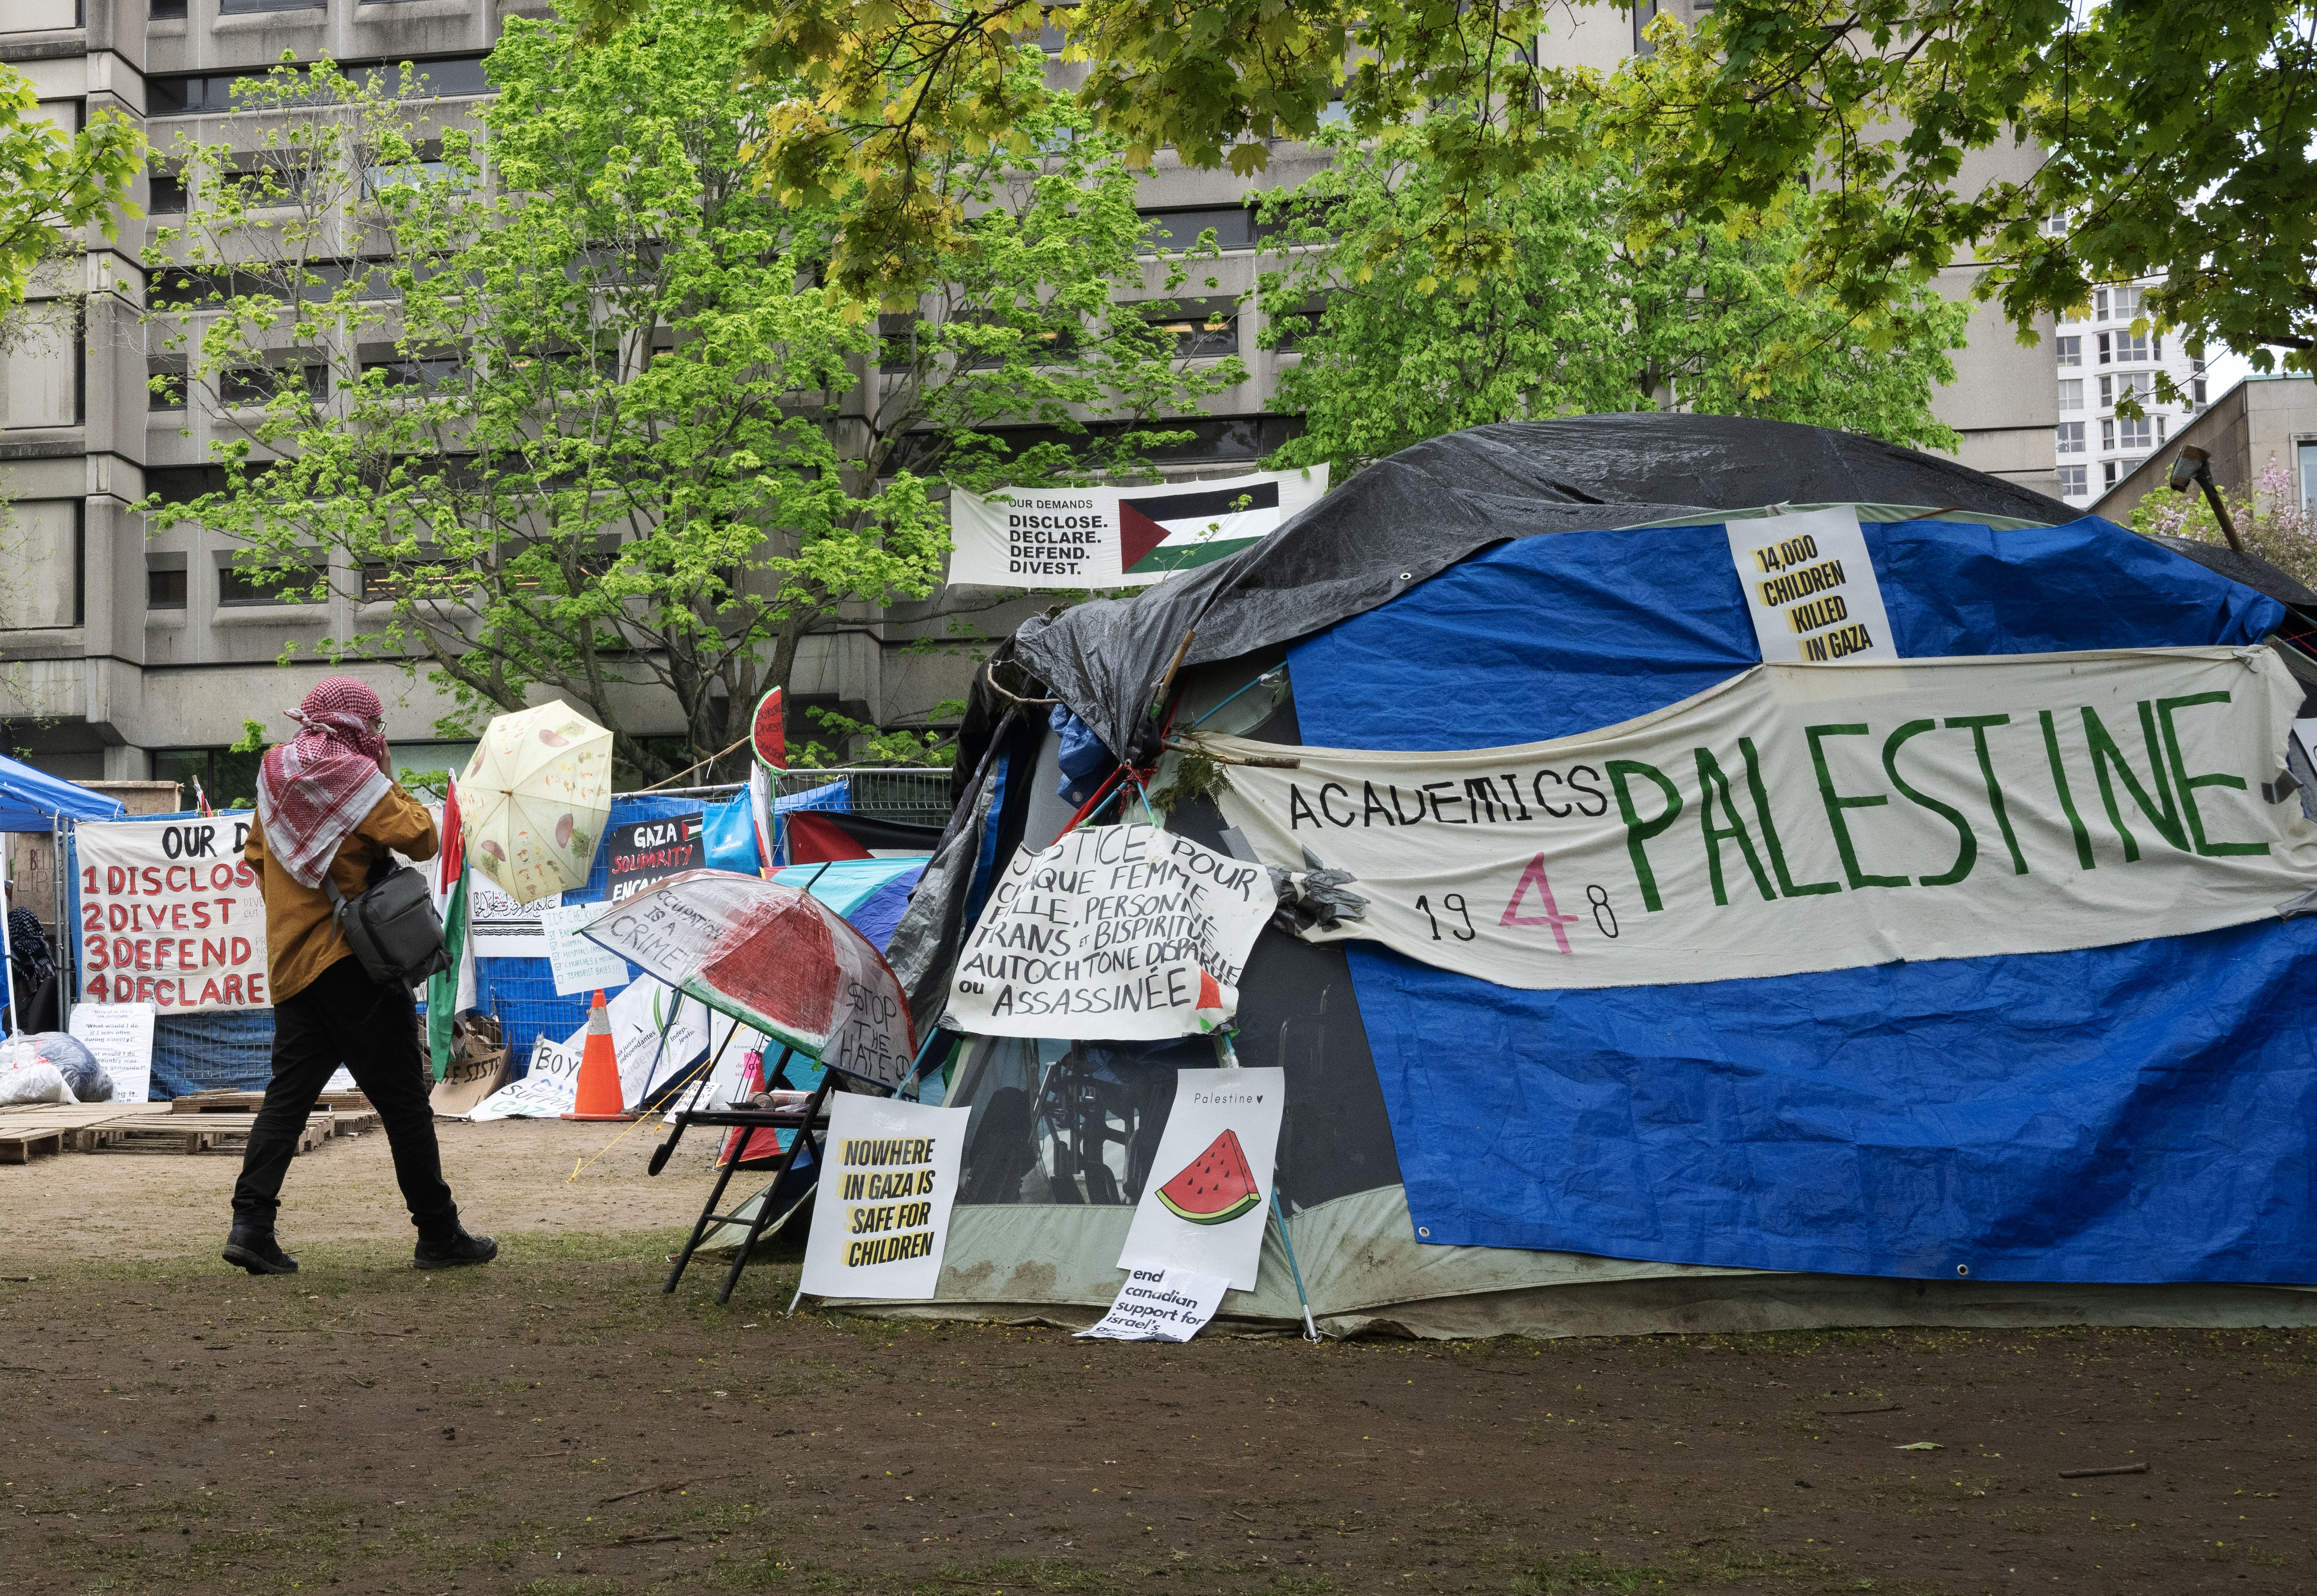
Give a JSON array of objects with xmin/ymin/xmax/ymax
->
[
  {"xmin": 228, "ymin": 717, "xmax": 269, "ymax": 755},
  {"xmin": 585, "ymin": 0, "xmax": 2317, "ymax": 385},
  {"xmin": 0, "ymin": 64, "xmax": 142, "ymax": 322},
  {"xmin": 140, "ymin": 5, "xmax": 1234, "ymax": 781},
  {"xmin": 1606, "ymin": 0, "xmax": 2317, "ymax": 391},
  {"xmin": 1255, "ymin": 132, "xmax": 1968, "ymax": 473},
  {"xmin": 794, "ymin": 705, "xmax": 960, "ymax": 770}
]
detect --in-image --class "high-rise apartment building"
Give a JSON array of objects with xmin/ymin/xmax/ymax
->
[
  {"xmin": 1, "ymin": 0, "xmax": 2060, "ymax": 791},
  {"xmin": 2050, "ymin": 279, "xmax": 2207, "ymax": 511}
]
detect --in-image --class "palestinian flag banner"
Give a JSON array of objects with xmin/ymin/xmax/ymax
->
[
  {"xmin": 947, "ymin": 465, "xmax": 1328, "ymax": 590},
  {"xmin": 426, "ymin": 777, "xmax": 476, "ymax": 1079}
]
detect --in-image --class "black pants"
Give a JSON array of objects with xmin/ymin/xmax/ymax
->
[{"xmin": 230, "ymin": 955, "xmax": 459, "ymax": 1240}]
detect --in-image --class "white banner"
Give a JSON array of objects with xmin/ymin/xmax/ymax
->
[
  {"xmin": 948, "ymin": 466, "xmax": 1327, "ymax": 589},
  {"xmin": 1118, "ymin": 1068, "xmax": 1284, "ymax": 1291},
  {"xmin": 470, "ymin": 1033, "xmax": 585, "ymax": 1120},
  {"xmin": 949, "ymin": 824, "xmax": 1274, "ymax": 1039},
  {"xmin": 799, "ymin": 1094, "xmax": 969, "ymax": 1301},
  {"xmin": 1205, "ymin": 647, "xmax": 2317, "ymax": 991},
  {"xmin": 72, "ymin": 816, "xmax": 268, "ymax": 1010},
  {"xmin": 1727, "ymin": 505, "xmax": 1895, "ymax": 664}
]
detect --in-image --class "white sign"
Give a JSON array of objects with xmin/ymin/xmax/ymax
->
[
  {"xmin": 948, "ymin": 466, "xmax": 1327, "ymax": 589},
  {"xmin": 798, "ymin": 1094, "xmax": 969, "ymax": 1301},
  {"xmin": 72, "ymin": 817, "xmax": 268, "ymax": 1010},
  {"xmin": 605, "ymin": 975, "xmax": 717, "ymax": 1105},
  {"xmin": 1076, "ymin": 1267, "xmax": 1231, "ymax": 1343},
  {"xmin": 67, "ymin": 1000, "xmax": 155, "ymax": 1102},
  {"xmin": 949, "ymin": 824, "xmax": 1274, "ymax": 1039},
  {"xmin": 1206, "ymin": 647, "xmax": 2317, "ymax": 991},
  {"xmin": 469, "ymin": 1032, "xmax": 584, "ymax": 1120},
  {"xmin": 1726, "ymin": 505, "xmax": 1896, "ymax": 665},
  {"xmin": 539, "ymin": 903, "xmax": 632, "ymax": 996},
  {"xmin": 1118, "ymin": 1067, "xmax": 1285, "ymax": 1292}
]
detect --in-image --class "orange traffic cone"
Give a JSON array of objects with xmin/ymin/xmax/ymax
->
[{"xmin": 562, "ymin": 990, "xmax": 635, "ymax": 1121}]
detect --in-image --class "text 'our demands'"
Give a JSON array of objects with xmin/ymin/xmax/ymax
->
[
  {"xmin": 1206, "ymin": 647, "xmax": 2317, "ymax": 991},
  {"xmin": 72, "ymin": 817, "xmax": 269, "ymax": 1010},
  {"xmin": 799, "ymin": 1096, "xmax": 968, "ymax": 1301},
  {"xmin": 948, "ymin": 823, "xmax": 1274, "ymax": 1040}
]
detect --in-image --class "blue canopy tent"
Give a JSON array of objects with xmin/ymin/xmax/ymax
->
[
  {"xmin": 876, "ymin": 415, "xmax": 2317, "ymax": 1337},
  {"xmin": 0, "ymin": 756, "xmax": 121, "ymax": 1033}
]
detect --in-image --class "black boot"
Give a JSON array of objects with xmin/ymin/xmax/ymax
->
[
  {"xmin": 413, "ymin": 1228, "xmax": 498, "ymax": 1270},
  {"xmin": 222, "ymin": 1225, "xmax": 299, "ymax": 1276}
]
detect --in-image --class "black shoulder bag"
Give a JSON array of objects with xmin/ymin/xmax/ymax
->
[{"xmin": 324, "ymin": 859, "xmax": 452, "ymax": 987}]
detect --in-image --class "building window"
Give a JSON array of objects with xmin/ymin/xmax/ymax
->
[
  {"xmin": 2100, "ymin": 418, "xmax": 2115, "ymax": 451},
  {"xmin": 148, "ymin": 170, "xmax": 187, "ymax": 214},
  {"xmin": 2056, "ymin": 421, "xmax": 2085, "ymax": 455},
  {"xmin": 2057, "ymin": 378, "xmax": 2083, "ymax": 411},
  {"xmin": 2100, "ymin": 330, "xmax": 2150, "ymax": 363},
  {"xmin": 2192, "ymin": 377, "xmax": 2208, "ymax": 406},
  {"xmin": 1140, "ymin": 208, "xmax": 1258, "ymax": 254},
  {"xmin": 147, "ymin": 566, "xmax": 187, "ymax": 610},
  {"xmin": 2118, "ymin": 417, "xmax": 2155, "ymax": 451},
  {"xmin": 148, "ymin": 361, "xmax": 186, "ymax": 411},
  {"xmin": 2103, "ymin": 461, "xmax": 2119, "ymax": 489},
  {"xmin": 151, "ymin": 748, "xmax": 267, "ymax": 811},
  {"xmin": 150, "ymin": 0, "xmax": 189, "ymax": 16},
  {"xmin": 1146, "ymin": 299, "xmax": 1238, "ymax": 360},
  {"xmin": 220, "ymin": 364, "xmax": 327, "ymax": 406},
  {"xmin": 2056, "ymin": 336, "xmax": 2081, "ymax": 367},
  {"xmin": 2057, "ymin": 464, "xmax": 2088, "ymax": 497},
  {"xmin": 217, "ymin": 561, "xmax": 323, "ymax": 605}
]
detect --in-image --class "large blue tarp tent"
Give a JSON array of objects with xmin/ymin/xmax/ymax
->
[
  {"xmin": 868, "ymin": 415, "xmax": 2317, "ymax": 1337},
  {"xmin": 0, "ymin": 756, "xmax": 124, "ymax": 832}
]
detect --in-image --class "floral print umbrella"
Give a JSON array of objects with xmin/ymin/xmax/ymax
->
[{"xmin": 459, "ymin": 703, "xmax": 613, "ymax": 904}]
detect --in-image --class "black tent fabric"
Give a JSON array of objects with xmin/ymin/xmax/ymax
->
[{"xmin": 1014, "ymin": 414, "xmax": 2084, "ymax": 764}]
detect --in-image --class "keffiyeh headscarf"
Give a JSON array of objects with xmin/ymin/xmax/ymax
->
[{"xmin": 255, "ymin": 677, "xmax": 394, "ymax": 888}]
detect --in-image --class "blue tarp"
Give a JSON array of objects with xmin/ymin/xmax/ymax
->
[
  {"xmin": 0, "ymin": 755, "xmax": 124, "ymax": 832},
  {"xmin": 1288, "ymin": 514, "xmax": 2317, "ymax": 1283}
]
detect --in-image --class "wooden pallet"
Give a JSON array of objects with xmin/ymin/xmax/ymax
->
[
  {"xmin": 169, "ymin": 1088, "xmax": 373, "ymax": 1115},
  {"xmin": 0, "ymin": 1103, "xmax": 171, "ymax": 1160},
  {"xmin": 0, "ymin": 1128, "xmax": 65, "ymax": 1164},
  {"xmin": 83, "ymin": 1111, "xmax": 335, "ymax": 1156}
]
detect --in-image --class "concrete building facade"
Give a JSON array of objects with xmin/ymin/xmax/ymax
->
[{"xmin": 3, "ymin": 0, "xmax": 2063, "ymax": 792}]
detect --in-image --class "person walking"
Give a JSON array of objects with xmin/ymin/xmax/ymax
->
[{"xmin": 222, "ymin": 677, "xmax": 496, "ymax": 1276}]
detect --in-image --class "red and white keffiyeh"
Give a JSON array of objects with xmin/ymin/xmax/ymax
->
[{"xmin": 255, "ymin": 677, "xmax": 394, "ymax": 888}]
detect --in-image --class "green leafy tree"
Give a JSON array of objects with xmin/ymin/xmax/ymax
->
[
  {"xmin": 142, "ymin": 7, "xmax": 1239, "ymax": 782},
  {"xmin": 581, "ymin": 0, "xmax": 2317, "ymax": 391},
  {"xmin": 0, "ymin": 63, "xmax": 142, "ymax": 323},
  {"xmin": 1255, "ymin": 131, "xmax": 1967, "ymax": 472}
]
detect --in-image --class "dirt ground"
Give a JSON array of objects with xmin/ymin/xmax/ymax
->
[{"xmin": 0, "ymin": 1122, "xmax": 2310, "ymax": 1596}]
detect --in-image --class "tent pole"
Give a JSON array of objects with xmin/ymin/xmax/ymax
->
[
  {"xmin": 1, "ymin": 841, "xmax": 16, "ymax": 1036},
  {"xmin": 1271, "ymin": 1189, "xmax": 1321, "ymax": 1343}
]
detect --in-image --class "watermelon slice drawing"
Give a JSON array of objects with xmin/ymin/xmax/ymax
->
[
  {"xmin": 749, "ymin": 686, "xmax": 787, "ymax": 770},
  {"xmin": 1155, "ymin": 1129, "xmax": 1262, "ymax": 1226}
]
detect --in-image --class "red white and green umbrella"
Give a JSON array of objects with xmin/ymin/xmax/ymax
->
[{"xmin": 575, "ymin": 869, "xmax": 913, "ymax": 1085}]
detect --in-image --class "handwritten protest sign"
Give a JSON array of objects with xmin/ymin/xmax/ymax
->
[
  {"xmin": 72, "ymin": 817, "xmax": 267, "ymax": 1010},
  {"xmin": 799, "ymin": 1094, "xmax": 968, "ymax": 1301},
  {"xmin": 1726, "ymin": 505, "xmax": 1895, "ymax": 665},
  {"xmin": 949, "ymin": 824, "xmax": 1273, "ymax": 1039},
  {"xmin": 1076, "ymin": 1267, "xmax": 1231, "ymax": 1342},
  {"xmin": 1206, "ymin": 646, "xmax": 2317, "ymax": 991},
  {"xmin": 1118, "ymin": 1068, "xmax": 1285, "ymax": 1291},
  {"xmin": 539, "ymin": 903, "xmax": 631, "ymax": 996},
  {"xmin": 470, "ymin": 1033, "xmax": 584, "ymax": 1120}
]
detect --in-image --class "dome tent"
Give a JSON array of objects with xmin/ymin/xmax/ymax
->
[{"xmin": 864, "ymin": 416, "xmax": 2317, "ymax": 1337}]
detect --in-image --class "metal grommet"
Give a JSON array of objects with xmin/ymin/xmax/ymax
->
[
  {"xmin": 1397, "ymin": 571, "xmax": 1413, "ymax": 580},
  {"xmin": 1417, "ymin": 1226, "xmax": 1431, "ymax": 1237},
  {"xmin": 1955, "ymin": 1264, "xmax": 1971, "ymax": 1276}
]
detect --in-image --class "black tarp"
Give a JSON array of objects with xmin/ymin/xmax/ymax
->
[{"xmin": 1013, "ymin": 413, "xmax": 2089, "ymax": 763}]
